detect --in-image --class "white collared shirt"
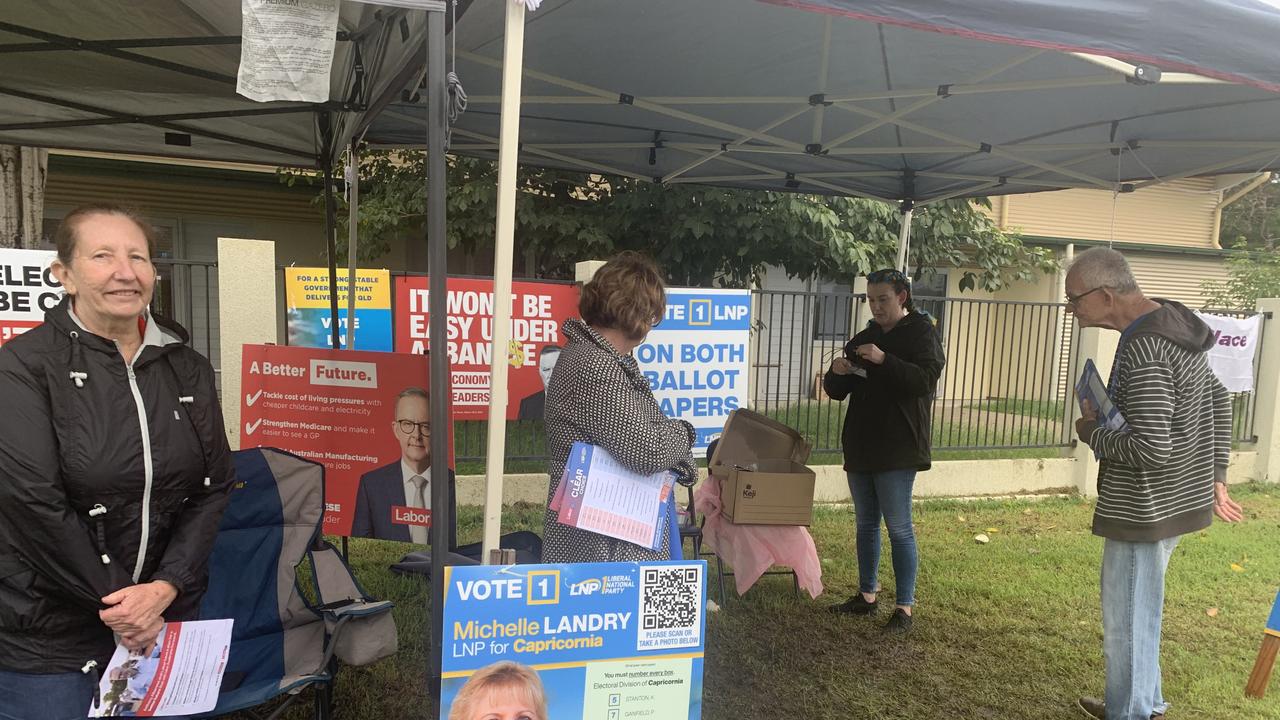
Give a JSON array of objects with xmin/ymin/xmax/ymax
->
[{"xmin": 401, "ymin": 460, "xmax": 430, "ymax": 544}]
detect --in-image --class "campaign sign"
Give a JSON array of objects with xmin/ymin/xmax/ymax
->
[
  {"xmin": 1268, "ymin": 590, "xmax": 1280, "ymax": 638},
  {"xmin": 285, "ymin": 267, "xmax": 393, "ymax": 351},
  {"xmin": 636, "ymin": 288, "xmax": 751, "ymax": 457},
  {"xmin": 0, "ymin": 249, "xmax": 61, "ymax": 347},
  {"xmin": 394, "ymin": 276, "xmax": 578, "ymax": 420},
  {"xmin": 440, "ymin": 561, "xmax": 706, "ymax": 720},
  {"xmin": 239, "ymin": 345, "xmax": 452, "ymax": 538}
]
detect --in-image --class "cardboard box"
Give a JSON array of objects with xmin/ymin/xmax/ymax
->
[{"xmin": 710, "ymin": 409, "xmax": 816, "ymax": 525}]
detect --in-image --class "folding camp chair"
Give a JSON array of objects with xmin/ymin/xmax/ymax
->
[{"xmin": 197, "ymin": 448, "xmax": 397, "ymax": 720}]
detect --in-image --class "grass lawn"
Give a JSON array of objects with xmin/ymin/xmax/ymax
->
[
  {"xmin": 450, "ymin": 391, "xmax": 1260, "ymax": 473},
  {"xmin": 268, "ymin": 483, "xmax": 1280, "ymax": 720},
  {"xmin": 971, "ymin": 397, "xmax": 1067, "ymax": 421},
  {"xmin": 452, "ymin": 398, "xmax": 1075, "ymax": 475}
]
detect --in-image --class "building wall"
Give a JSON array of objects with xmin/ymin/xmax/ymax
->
[
  {"xmin": 41, "ymin": 153, "xmax": 475, "ymax": 361},
  {"xmin": 1126, "ymin": 252, "xmax": 1231, "ymax": 308},
  {"xmin": 994, "ymin": 177, "xmax": 1221, "ymax": 248}
]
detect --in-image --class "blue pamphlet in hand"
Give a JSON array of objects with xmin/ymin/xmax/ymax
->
[
  {"xmin": 1075, "ymin": 359, "xmax": 1128, "ymax": 432},
  {"xmin": 556, "ymin": 442, "xmax": 675, "ymax": 551},
  {"xmin": 1075, "ymin": 359, "xmax": 1128, "ymax": 459}
]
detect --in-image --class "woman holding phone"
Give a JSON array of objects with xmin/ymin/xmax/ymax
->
[{"xmin": 823, "ymin": 269, "xmax": 945, "ymax": 634}]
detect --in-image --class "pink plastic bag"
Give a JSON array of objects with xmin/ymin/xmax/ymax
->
[{"xmin": 693, "ymin": 475, "xmax": 824, "ymax": 599}]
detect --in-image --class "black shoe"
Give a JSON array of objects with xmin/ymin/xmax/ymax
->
[
  {"xmin": 1076, "ymin": 697, "xmax": 1105, "ymax": 720},
  {"xmin": 883, "ymin": 608, "xmax": 913, "ymax": 634},
  {"xmin": 828, "ymin": 594, "xmax": 878, "ymax": 615}
]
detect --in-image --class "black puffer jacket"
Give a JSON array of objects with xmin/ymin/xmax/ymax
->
[
  {"xmin": 823, "ymin": 311, "xmax": 945, "ymax": 473},
  {"xmin": 0, "ymin": 296, "xmax": 234, "ymax": 673}
]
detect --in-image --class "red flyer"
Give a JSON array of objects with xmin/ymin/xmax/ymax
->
[
  {"xmin": 239, "ymin": 345, "xmax": 453, "ymax": 539},
  {"xmin": 394, "ymin": 276, "xmax": 578, "ymax": 420}
]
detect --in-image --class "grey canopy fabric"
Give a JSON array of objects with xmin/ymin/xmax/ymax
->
[
  {"xmin": 368, "ymin": 0, "xmax": 1280, "ymax": 202},
  {"xmin": 0, "ymin": 0, "xmax": 433, "ymax": 168},
  {"xmin": 771, "ymin": 0, "xmax": 1280, "ymax": 92}
]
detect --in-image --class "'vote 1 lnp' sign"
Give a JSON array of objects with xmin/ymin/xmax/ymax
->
[
  {"xmin": 0, "ymin": 249, "xmax": 62, "ymax": 347},
  {"xmin": 637, "ymin": 288, "xmax": 751, "ymax": 457},
  {"xmin": 440, "ymin": 561, "xmax": 706, "ymax": 720}
]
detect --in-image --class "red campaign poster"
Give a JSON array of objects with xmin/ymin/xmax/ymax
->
[
  {"xmin": 239, "ymin": 345, "xmax": 453, "ymax": 540},
  {"xmin": 394, "ymin": 276, "xmax": 579, "ymax": 420}
]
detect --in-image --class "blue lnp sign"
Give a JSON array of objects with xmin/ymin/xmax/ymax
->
[
  {"xmin": 1267, "ymin": 589, "xmax": 1280, "ymax": 636},
  {"xmin": 636, "ymin": 288, "xmax": 751, "ymax": 457},
  {"xmin": 440, "ymin": 561, "xmax": 707, "ymax": 720}
]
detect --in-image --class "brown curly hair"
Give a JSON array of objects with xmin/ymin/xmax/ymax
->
[{"xmin": 579, "ymin": 251, "xmax": 666, "ymax": 341}]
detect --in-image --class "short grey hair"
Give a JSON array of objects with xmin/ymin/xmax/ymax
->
[
  {"xmin": 396, "ymin": 386, "xmax": 429, "ymax": 403},
  {"xmin": 1067, "ymin": 247, "xmax": 1140, "ymax": 295}
]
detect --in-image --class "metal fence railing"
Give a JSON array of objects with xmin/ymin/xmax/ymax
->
[
  {"xmin": 257, "ymin": 278, "xmax": 1268, "ymax": 465},
  {"xmin": 753, "ymin": 291, "xmax": 1081, "ymax": 455},
  {"xmin": 152, "ymin": 258, "xmax": 219, "ymax": 378}
]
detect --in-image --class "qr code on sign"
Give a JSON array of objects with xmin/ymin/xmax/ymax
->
[{"xmin": 636, "ymin": 563, "xmax": 703, "ymax": 651}]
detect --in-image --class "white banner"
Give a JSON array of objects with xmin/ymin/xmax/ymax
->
[
  {"xmin": 636, "ymin": 288, "xmax": 751, "ymax": 458},
  {"xmin": 237, "ymin": 0, "xmax": 340, "ymax": 103},
  {"xmin": 0, "ymin": 248, "xmax": 60, "ymax": 347},
  {"xmin": 1195, "ymin": 311, "xmax": 1262, "ymax": 393}
]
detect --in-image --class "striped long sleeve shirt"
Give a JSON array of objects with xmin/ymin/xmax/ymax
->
[{"xmin": 1087, "ymin": 301, "xmax": 1232, "ymax": 542}]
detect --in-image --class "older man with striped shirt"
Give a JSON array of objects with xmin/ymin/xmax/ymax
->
[{"xmin": 1066, "ymin": 247, "xmax": 1244, "ymax": 720}]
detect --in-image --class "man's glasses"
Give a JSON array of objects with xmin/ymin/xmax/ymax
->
[
  {"xmin": 396, "ymin": 419, "xmax": 431, "ymax": 435},
  {"xmin": 1065, "ymin": 286, "xmax": 1106, "ymax": 306}
]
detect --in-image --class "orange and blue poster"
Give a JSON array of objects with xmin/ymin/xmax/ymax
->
[
  {"xmin": 285, "ymin": 267, "xmax": 392, "ymax": 351},
  {"xmin": 440, "ymin": 561, "xmax": 706, "ymax": 720}
]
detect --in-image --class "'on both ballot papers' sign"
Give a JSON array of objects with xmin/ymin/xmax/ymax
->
[
  {"xmin": 637, "ymin": 288, "xmax": 751, "ymax": 457},
  {"xmin": 440, "ymin": 561, "xmax": 706, "ymax": 720}
]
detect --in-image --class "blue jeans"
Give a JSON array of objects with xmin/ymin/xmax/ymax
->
[
  {"xmin": 0, "ymin": 668, "xmax": 97, "ymax": 720},
  {"xmin": 847, "ymin": 470, "xmax": 918, "ymax": 607},
  {"xmin": 1101, "ymin": 536, "xmax": 1180, "ymax": 720},
  {"xmin": 0, "ymin": 668, "xmax": 190, "ymax": 720}
]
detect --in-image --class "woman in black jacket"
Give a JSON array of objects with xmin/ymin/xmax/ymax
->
[
  {"xmin": 0, "ymin": 204, "xmax": 234, "ymax": 718},
  {"xmin": 824, "ymin": 269, "xmax": 944, "ymax": 634}
]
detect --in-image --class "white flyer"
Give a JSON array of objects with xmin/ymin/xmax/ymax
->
[
  {"xmin": 557, "ymin": 442, "xmax": 674, "ymax": 551},
  {"xmin": 90, "ymin": 619, "xmax": 233, "ymax": 717},
  {"xmin": 237, "ymin": 0, "xmax": 340, "ymax": 103}
]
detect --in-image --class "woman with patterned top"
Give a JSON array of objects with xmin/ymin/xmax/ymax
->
[{"xmin": 541, "ymin": 252, "xmax": 698, "ymax": 563}]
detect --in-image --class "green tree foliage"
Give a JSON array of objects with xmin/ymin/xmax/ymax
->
[
  {"xmin": 1203, "ymin": 246, "xmax": 1280, "ymax": 311},
  {"xmin": 1203, "ymin": 174, "xmax": 1280, "ymax": 310},
  {"xmin": 1220, "ymin": 174, "xmax": 1280, "ymax": 250},
  {"xmin": 287, "ymin": 150, "xmax": 1056, "ymax": 289}
]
